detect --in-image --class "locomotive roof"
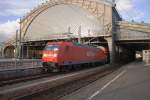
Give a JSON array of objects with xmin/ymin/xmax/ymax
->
[{"xmin": 47, "ymin": 41, "xmax": 98, "ymax": 49}]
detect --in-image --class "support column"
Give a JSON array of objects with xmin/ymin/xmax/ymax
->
[
  {"xmin": 2, "ymin": 47, "xmax": 5, "ymax": 58},
  {"xmin": 105, "ymin": 36, "xmax": 117, "ymax": 64},
  {"xmin": 18, "ymin": 30, "xmax": 22, "ymax": 59},
  {"xmin": 15, "ymin": 30, "xmax": 19, "ymax": 59},
  {"xmin": 115, "ymin": 44, "xmax": 121, "ymax": 62},
  {"xmin": 27, "ymin": 46, "xmax": 29, "ymax": 59},
  {"xmin": 0, "ymin": 47, "xmax": 4, "ymax": 58},
  {"xmin": 21, "ymin": 44, "xmax": 24, "ymax": 59},
  {"xmin": 112, "ymin": 36, "xmax": 116, "ymax": 63}
]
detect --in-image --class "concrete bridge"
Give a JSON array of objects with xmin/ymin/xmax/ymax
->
[
  {"xmin": 113, "ymin": 21, "xmax": 150, "ymax": 62},
  {"xmin": 116, "ymin": 21, "xmax": 150, "ymax": 41}
]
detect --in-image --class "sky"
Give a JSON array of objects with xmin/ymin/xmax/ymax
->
[{"xmin": 0, "ymin": 0, "xmax": 150, "ymax": 43}]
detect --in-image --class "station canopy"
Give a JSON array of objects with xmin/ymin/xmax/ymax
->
[{"xmin": 24, "ymin": 4, "xmax": 107, "ymax": 41}]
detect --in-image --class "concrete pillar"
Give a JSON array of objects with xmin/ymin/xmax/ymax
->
[
  {"xmin": 105, "ymin": 37, "xmax": 113, "ymax": 64},
  {"xmin": 112, "ymin": 36, "xmax": 116, "ymax": 63},
  {"xmin": 0, "ymin": 47, "xmax": 3, "ymax": 58},
  {"xmin": 2, "ymin": 47, "xmax": 5, "ymax": 58},
  {"xmin": 27, "ymin": 46, "xmax": 29, "ymax": 59},
  {"xmin": 115, "ymin": 45, "xmax": 121, "ymax": 62},
  {"xmin": 21, "ymin": 44, "xmax": 24, "ymax": 59},
  {"xmin": 106, "ymin": 38, "xmax": 112, "ymax": 63},
  {"xmin": 18, "ymin": 45, "xmax": 21, "ymax": 59},
  {"xmin": 15, "ymin": 31, "xmax": 19, "ymax": 59},
  {"xmin": 105, "ymin": 36, "xmax": 117, "ymax": 64}
]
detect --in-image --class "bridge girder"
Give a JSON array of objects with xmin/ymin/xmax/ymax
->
[{"xmin": 116, "ymin": 21, "xmax": 150, "ymax": 41}]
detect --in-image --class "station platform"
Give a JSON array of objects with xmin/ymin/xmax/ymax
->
[{"xmin": 61, "ymin": 61, "xmax": 150, "ymax": 100}]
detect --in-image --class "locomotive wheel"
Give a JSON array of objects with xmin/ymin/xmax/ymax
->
[
  {"xmin": 91, "ymin": 63, "xmax": 96, "ymax": 67},
  {"xmin": 52, "ymin": 67, "xmax": 60, "ymax": 72},
  {"xmin": 59, "ymin": 65, "xmax": 65, "ymax": 72},
  {"xmin": 42, "ymin": 67, "xmax": 49, "ymax": 72},
  {"xmin": 48, "ymin": 65, "xmax": 60, "ymax": 72},
  {"xmin": 42, "ymin": 63, "xmax": 49, "ymax": 72}
]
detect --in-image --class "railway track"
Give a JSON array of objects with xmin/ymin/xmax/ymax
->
[
  {"xmin": 18, "ymin": 65, "xmax": 119, "ymax": 100},
  {"xmin": 0, "ymin": 64, "xmax": 121, "ymax": 100},
  {"xmin": 0, "ymin": 65, "xmax": 98, "ymax": 87},
  {"xmin": 0, "ymin": 73, "xmax": 53, "ymax": 87}
]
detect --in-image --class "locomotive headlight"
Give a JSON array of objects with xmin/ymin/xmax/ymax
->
[
  {"xmin": 43, "ymin": 54, "xmax": 48, "ymax": 57},
  {"xmin": 43, "ymin": 53, "xmax": 57, "ymax": 57},
  {"xmin": 53, "ymin": 53, "xmax": 58, "ymax": 57}
]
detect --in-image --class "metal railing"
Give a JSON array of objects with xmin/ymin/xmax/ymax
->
[{"xmin": 0, "ymin": 59, "xmax": 42, "ymax": 70}]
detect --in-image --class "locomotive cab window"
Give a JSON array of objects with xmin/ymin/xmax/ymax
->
[{"xmin": 45, "ymin": 44, "xmax": 60, "ymax": 51}]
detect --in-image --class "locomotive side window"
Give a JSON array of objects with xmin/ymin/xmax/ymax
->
[{"xmin": 45, "ymin": 44, "xmax": 60, "ymax": 51}]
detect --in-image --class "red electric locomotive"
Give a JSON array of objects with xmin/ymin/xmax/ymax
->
[{"xmin": 42, "ymin": 42, "xmax": 107, "ymax": 72}]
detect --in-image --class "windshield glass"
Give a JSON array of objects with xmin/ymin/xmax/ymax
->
[{"xmin": 45, "ymin": 44, "xmax": 60, "ymax": 51}]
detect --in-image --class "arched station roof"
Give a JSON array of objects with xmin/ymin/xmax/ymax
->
[{"xmin": 20, "ymin": 0, "xmax": 113, "ymax": 42}]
